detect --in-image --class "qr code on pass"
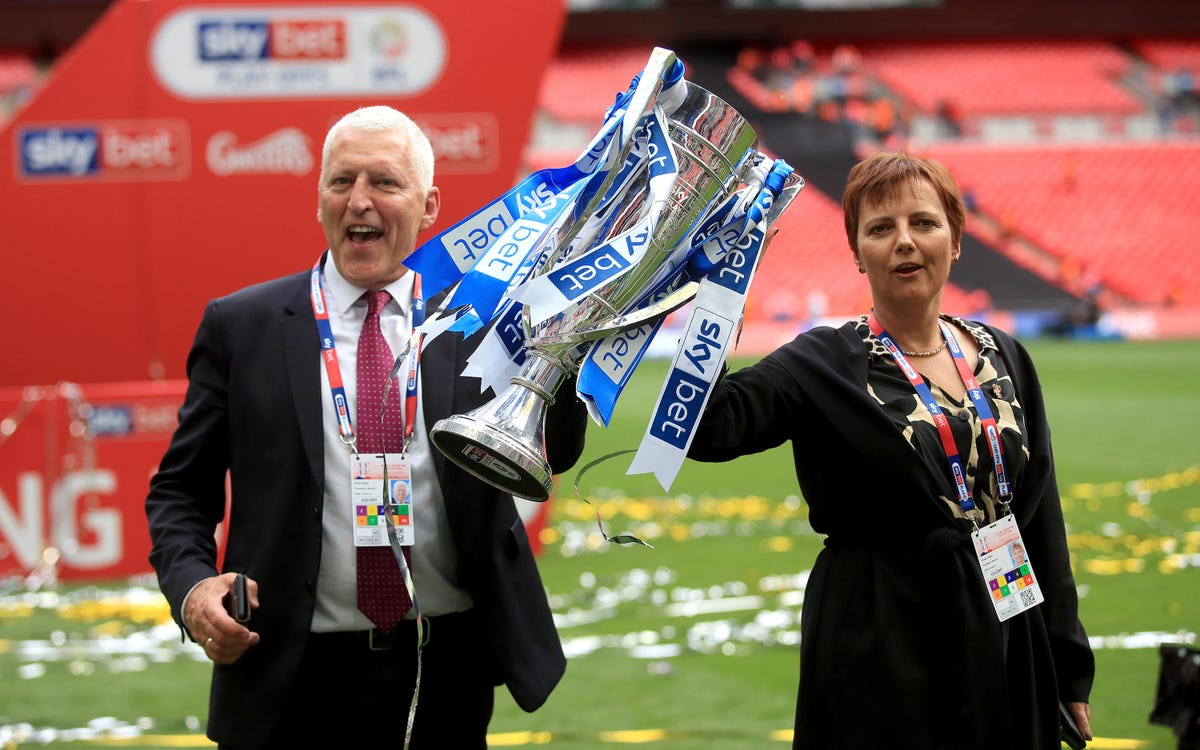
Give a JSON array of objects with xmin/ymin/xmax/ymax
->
[{"xmin": 1019, "ymin": 589, "xmax": 1037, "ymax": 607}]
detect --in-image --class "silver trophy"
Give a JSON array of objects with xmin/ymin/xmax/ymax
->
[{"xmin": 430, "ymin": 48, "xmax": 802, "ymax": 501}]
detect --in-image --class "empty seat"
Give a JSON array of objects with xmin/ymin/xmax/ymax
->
[{"xmin": 924, "ymin": 142, "xmax": 1200, "ymax": 306}]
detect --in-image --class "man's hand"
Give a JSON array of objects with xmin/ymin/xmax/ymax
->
[
  {"xmin": 1067, "ymin": 701, "xmax": 1093, "ymax": 742},
  {"xmin": 184, "ymin": 572, "xmax": 260, "ymax": 664},
  {"xmin": 764, "ymin": 225, "xmax": 780, "ymax": 250}
]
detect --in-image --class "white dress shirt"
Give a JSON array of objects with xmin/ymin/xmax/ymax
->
[{"xmin": 310, "ymin": 255, "xmax": 472, "ymax": 632}]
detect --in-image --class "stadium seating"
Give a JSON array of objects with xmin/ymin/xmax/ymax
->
[
  {"xmin": 0, "ymin": 53, "xmax": 36, "ymax": 94},
  {"xmin": 0, "ymin": 52, "xmax": 38, "ymax": 122},
  {"xmin": 858, "ymin": 41, "xmax": 1142, "ymax": 118},
  {"xmin": 922, "ymin": 141, "xmax": 1200, "ymax": 307},
  {"xmin": 1132, "ymin": 39, "xmax": 1200, "ymax": 73},
  {"xmin": 519, "ymin": 38, "xmax": 1200, "ymax": 318}
]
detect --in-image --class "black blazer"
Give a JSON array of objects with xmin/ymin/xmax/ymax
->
[
  {"xmin": 689, "ymin": 320, "xmax": 1093, "ymax": 749},
  {"xmin": 146, "ymin": 268, "xmax": 587, "ymax": 748}
]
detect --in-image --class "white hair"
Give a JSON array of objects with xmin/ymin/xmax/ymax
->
[{"xmin": 319, "ymin": 105, "xmax": 435, "ymax": 190}]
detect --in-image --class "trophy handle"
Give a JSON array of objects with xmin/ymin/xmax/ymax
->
[
  {"xmin": 430, "ymin": 350, "xmax": 569, "ymax": 501},
  {"xmin": 768, "ymin": 172, "xmax": 805, "ymax": 223}
]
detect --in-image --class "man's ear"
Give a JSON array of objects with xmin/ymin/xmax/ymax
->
[{"xmin": 420, "ymin": 186, "xmax": 441, "ymax": 232}]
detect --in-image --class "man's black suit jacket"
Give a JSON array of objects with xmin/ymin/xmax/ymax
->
[{"xmin": 146, "ymin": 267, "xmax": 587, "ymax": 748}]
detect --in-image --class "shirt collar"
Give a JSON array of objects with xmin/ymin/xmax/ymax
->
[
  {"xmin": 856, "ymin": 313, "xmax": 996, "ymax": 359},
  {"xmin": 321, "ymin": 250, "xmax": 415, "ymax": 316}
]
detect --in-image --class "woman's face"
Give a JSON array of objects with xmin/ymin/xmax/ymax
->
[{"xmin": 855, "ymin": 177, "xmax": 960, "ymax": 311}]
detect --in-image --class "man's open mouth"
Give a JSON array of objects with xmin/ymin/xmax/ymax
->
[{"xmin": 348, "ymin": 225, "xmax": 383, "ymax": 243}]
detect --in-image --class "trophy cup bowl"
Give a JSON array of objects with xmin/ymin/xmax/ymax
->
[{"xmin": 430, "ymin": 50, "xmax": 800, "ymax": 501}]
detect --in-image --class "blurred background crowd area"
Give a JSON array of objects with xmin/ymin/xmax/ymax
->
[{"xmin": 3, "ymin": 0, "xmax": 1199, "ymax": 341}]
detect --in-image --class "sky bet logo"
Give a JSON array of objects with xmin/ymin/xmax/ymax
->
[
  {"xmin": 198, "ymin": 18, "xmax": 346, "ymax": 62},
  {"xmin": 18, "ymin": 121, "xmax": 189, "ymax": 182}
]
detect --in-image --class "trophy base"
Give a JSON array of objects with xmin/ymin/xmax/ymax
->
[{"xmin": 431, "ymin": 414, "xmax": 555, "ymax": 502}]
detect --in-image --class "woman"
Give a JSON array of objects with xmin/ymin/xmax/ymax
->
[{"xmin": 689, "ymin": 152, "xmax": 1094, "ymax": 749}]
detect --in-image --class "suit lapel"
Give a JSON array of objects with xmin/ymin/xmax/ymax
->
[
  {"xmin": 420, "ymin": 305, "xmax": 457, "ymax": 482},
  {"xmin": 282, "ymin": 276, "xmax": 324, "ymax": 491}
]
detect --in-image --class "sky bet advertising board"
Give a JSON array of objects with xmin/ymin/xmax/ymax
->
[
  {"xmin": 0, "ymin": 0, "xmax": 565, "ymax": 579},
  {"xmin": 1, "ymin": 0, "xmax": 565, "ymax": 388}
]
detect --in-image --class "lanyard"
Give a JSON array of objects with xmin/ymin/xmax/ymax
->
[
  {"xmin": 309, "ymin": 255, "xmax": 425, "ymax": 454},
  {"xmin": 868, "ymin": 312, "xmax": 1013, "ymax": 519}
]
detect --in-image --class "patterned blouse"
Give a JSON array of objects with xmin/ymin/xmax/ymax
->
[{"xmin": 854, "ymin": 314, "xmax": 1030, "ymax": 524}]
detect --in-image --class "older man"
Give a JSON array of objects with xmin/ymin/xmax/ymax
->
[{"xmin": 147, "ymin": 106, "xmax": 587, "ymax": 749}]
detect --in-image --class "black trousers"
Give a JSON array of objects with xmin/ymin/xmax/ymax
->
[{"xmin": 226, "ymin": 611, "xmax": 497, "ymax": 749}]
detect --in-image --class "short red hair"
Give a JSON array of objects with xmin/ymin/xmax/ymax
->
[{"xmin": 843, "ymin": 152, "xmax": 965, "ymax": 253}]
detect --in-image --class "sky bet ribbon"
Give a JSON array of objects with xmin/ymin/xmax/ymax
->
[
  {"xmin": 687, "ymin": 158, "xmax": 791, "ymax": 275},
  {"xmin": 510, "ymin": 106, "xmax": 679, "ymax": 325},
  {"xmin": 446, "ymin": 124, "xmax": 652, "ymax": 340},
  {"xmin": 576, "ymin": 158, "xmax": 792, "ymax": 430},
  {"xmin": 625, "ymin": 161, "xmax": 790, "ymax": 491},
  {"xmin": 402, "ymin": 91, "xmax": 629, "ymax": 298},
  {"xmin": 460, "ymin": 296, "xmax": 527, "ymax": 396},
  {"xmin": 472, "ymin": 118, "xmax": 686, "ymax": 422},
  {"xmin": 408, "ymin": 63, "xmax": 687, "ymax": 346},
  {"xmin": 440, "ymin": 176, "xmax": 590, "ymax": 338},
  {"xmin": 574, "ymin": 275, "xmax": 682, "ymax": 427},
  {"xmin": 402, "ymin": 55, "xmax": 682, "ymax": 305},
  {"xmin": 451, "ymin": 121, "xmax": 658, "ymax": 378}
]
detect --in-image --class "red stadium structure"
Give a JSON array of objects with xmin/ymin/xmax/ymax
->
[{"xmin": 0, "ymin": 0, "xmax": 564, "ymax": 580}]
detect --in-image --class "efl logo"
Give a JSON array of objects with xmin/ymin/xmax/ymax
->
[
  {"xmin": 17, "ymin": 121, "xmax": 190, "ymax": 182},
  {"xmin": 197, "ymin": 18, "xmax": 346, "ymax": 62}
]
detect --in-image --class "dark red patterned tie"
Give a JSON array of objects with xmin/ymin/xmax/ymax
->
[{"xmin": 355, "ymin": 289, "xmax": 412, "ymax": 631}]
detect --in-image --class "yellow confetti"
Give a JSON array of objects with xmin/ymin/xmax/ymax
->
[{"xmin": 764, "ymin": 537, "xmax": 793, "ymax": 552}]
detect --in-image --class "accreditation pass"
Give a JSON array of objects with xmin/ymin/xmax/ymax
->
[
  {"xmin": 971, "ymin": 514, "xmax": 1043, "ymax": 622},
  {"xmin": 351, "ymin": 453, "xmax": 414, "ymax": 547}
]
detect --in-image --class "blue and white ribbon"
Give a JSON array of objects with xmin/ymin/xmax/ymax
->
[
  {"xmin": 402, "ymin": 78, "xmax": 642, "ymax": 298},
  {"xmin": 577, "ymin": 320, "xmax": 663, "ymax": 427},
  {"xmin": 412, "ymin": 55, "xmax": 687, "ymax": 390},
  {"xmin": 439, "ymin": 177, "xmax": 589, "ymax": 338},
  {"xmin": 625, "ymin": 160, "xmax": 792, "ymax": 491},
  {"xmin": 688, "ymin": 158, "xmax": 792, "ymax": 276},
  {"xmin": 406, "ymin": 55, "xmax": 683, "ymax": 354},
  {"xmin": 573, "ymin": 264, "xmax": 694, "ymax": 426},
  {"xmin": 574, "ymin": 158, "xmax": 792, "ymax": 430},
  {"xmin": 460, "ymin": 297, "xmax": 528, "ymax": 395},
  {"xmin": 510, "ymin": 106, "xmax": 678, "ymax": 326}
]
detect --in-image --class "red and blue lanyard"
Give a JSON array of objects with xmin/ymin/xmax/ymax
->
[
  {"xmin": 868, "ymin": 312, "xmax": 1012, "ymax": 518},
  {"xmin": 309, "ymin": 255, "xmax": 425, "ymax": 453}
]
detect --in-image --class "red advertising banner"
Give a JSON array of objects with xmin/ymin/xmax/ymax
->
[
  {"xmin": 0, "ymin": 0, "xmax": 566, "ymax": 388},
  {"xmin": 0, "ymin": 0, "xmax": 566, "ymax": 579},
  {"xmin": 0, "ymin": 381, "xmax": 551, "ymax": 580},
  {"xmin": 0, "ymin": 381, "xmax": 189, "ymax": 580}
]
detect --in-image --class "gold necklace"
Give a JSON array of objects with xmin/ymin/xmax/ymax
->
[{"xmin": 901, "ymin": 340, "xmax": 947, "ymax": 358}]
